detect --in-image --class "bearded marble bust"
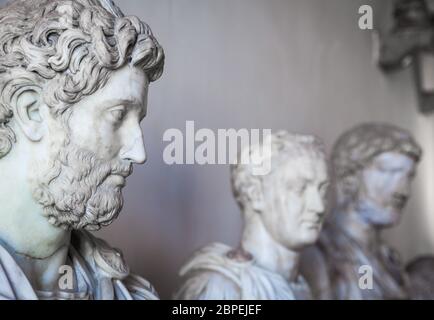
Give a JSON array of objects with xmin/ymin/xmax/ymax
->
[
  {"xmin": 301, "ymin": 123, "xmax": 422, "ymax": 300},
  {"xmin": 175, "ymin": 131, "xmax": 329, "ymax": 300},
  {"xmin": 0, "ymin": 0, "xmax": 164, "ymax": 299}
]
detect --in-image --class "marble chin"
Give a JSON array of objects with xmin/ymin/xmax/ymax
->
[
  {"xmin": 356, "ymin": 197, "xmax": 404, "ymax": 228},
  {"xmin": 31, "ymin": 138, "xmax": 132, "ymax": 231},
  {"xmin": 298, "ymin": 223, "xmax": 324, "ymax": 245}
]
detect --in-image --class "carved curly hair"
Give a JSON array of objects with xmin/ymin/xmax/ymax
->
[{"xmin": 0, "ymin": 0, "xmax": 164, "ymax": 158}]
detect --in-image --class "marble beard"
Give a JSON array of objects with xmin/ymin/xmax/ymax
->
[
  {"xmin": 175, "ymin": 131, "xmax": 329, "ymax": 300},
  {"xmin": 0, "ymin": 132, "xmax": 157, "ymax": 300},
  {"xmin": 301, "ymin": 123, "xmax": 422, "ymax": 300},
  {"xmin": 0, "ymin": 0, "xmax": 164, "ymax": 299}
]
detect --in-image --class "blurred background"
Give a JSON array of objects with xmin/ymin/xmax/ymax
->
[
  {"xmin": 103, "ymin": 0, "xmax": 434, "ymax": 299},
  {"xmin": 2, "ymin": 0, "xmax": 434, "ymax": 299}
]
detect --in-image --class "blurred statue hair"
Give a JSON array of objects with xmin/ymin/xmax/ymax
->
[
  {"xmin": 231, "ymin": 130, "xmax": 326, "ymax": 212},
  {"xmin": 332, "ymin": 123, "xmax": 421, "ymax": 208}
]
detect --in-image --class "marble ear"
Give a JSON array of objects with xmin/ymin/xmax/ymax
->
[
  {"xmin": 245, "ymin": 179, "xmax": 266, "ymax": 214},
  {"xmin": 13, "ymin": 89, "xmax": 45, "ymax": 142}
]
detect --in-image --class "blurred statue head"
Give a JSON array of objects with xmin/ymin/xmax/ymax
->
[
  {"xmin": 0, "ymin": 0, "xmax": 164, "ymax": 230},
  {"xmin": 231, "ymin": 131, "xmax": 329, "ymax": 250},
  {"xmin": 332, "ymin": 123, "xmax": 421, "ymax": 228},
  {"xmin": 394, "ymin": 0, "xmax": 431, "ymax": 30}
]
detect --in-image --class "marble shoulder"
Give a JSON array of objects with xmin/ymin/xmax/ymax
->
[
  {"xmin": 175, "ymin": 268, "xmax": 240, "ymax": 300},
  {"xmin": 72, "ymin": 230, "xmax": 130, "ymax": 279},
  {"xmin": 71, "ymin": 230, "xmax": 159, "ymax": 300},
  {"xmin": 121, "ymin": 273, "xmax": 160, "ymax": 300},
  {"xmin": 179, "ymin": 242, "xmax": 247, "ymax": 277},
  {"xmin": 175, "ymin": 242, "xmax": 249, "ymax": 299}
]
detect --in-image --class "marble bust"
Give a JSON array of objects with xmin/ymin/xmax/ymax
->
[
  {"xmin": 0, "ymin": 0, "xmax": 164, "ymax": 299},
  {"xmin": 301, "ymin": 123, "xmax": 422, "ymax": 300},
  {"xmin": 175, "ymin": 131, "xmax": 329, "ymax": 300}
]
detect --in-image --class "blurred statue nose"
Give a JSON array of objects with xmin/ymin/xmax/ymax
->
[
  {"xmin": 397, "ymin": 178, "xmax": 411, "ymax": 197},
  {"xmin": 308, "ymin": 189, "xmax": 325, "ymax": 214}
]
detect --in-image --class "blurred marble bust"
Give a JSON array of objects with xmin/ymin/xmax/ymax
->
[
  {"xmin": 0, "ymin": 0, "xmax": 164, "ymax": 299},
  {"xmin": 175, "ymin": 131, "xmax": 329, "ymax": 300},
  {"xmin": 301, "ymin": 123, "xmax": 421, "ymax": 300}
]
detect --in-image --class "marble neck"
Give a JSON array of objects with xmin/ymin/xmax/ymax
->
[
  {"xmin": 0, "ymin": 147, "xmax": 71, "ymax": 290},
  {"xmin": 333, "ymin": 206, "xmax": 381, "ymax": 252},
  {"xmin": 240, "ymin": 211, "xmax": 300, "ymax": 282}
]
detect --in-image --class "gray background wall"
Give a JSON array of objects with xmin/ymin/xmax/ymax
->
[{"xmin": 2, "ymin": 0, "xmax": 434, "ymax": 299}]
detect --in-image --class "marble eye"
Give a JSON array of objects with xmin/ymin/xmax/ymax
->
[
  {"xmin": 291, "ymin": 183, "xmax": 306, "ymax": 195},
  {"xmin": 319, "ymin": 182, "xmax": 329, "ymax": 196},
  {"xmin": 110, "ymin": 107, "xmax": 126, "ymax": 122},
  {"xmin": 375, "ymin": 162, "xmax": 393, "ymax": 173}
]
